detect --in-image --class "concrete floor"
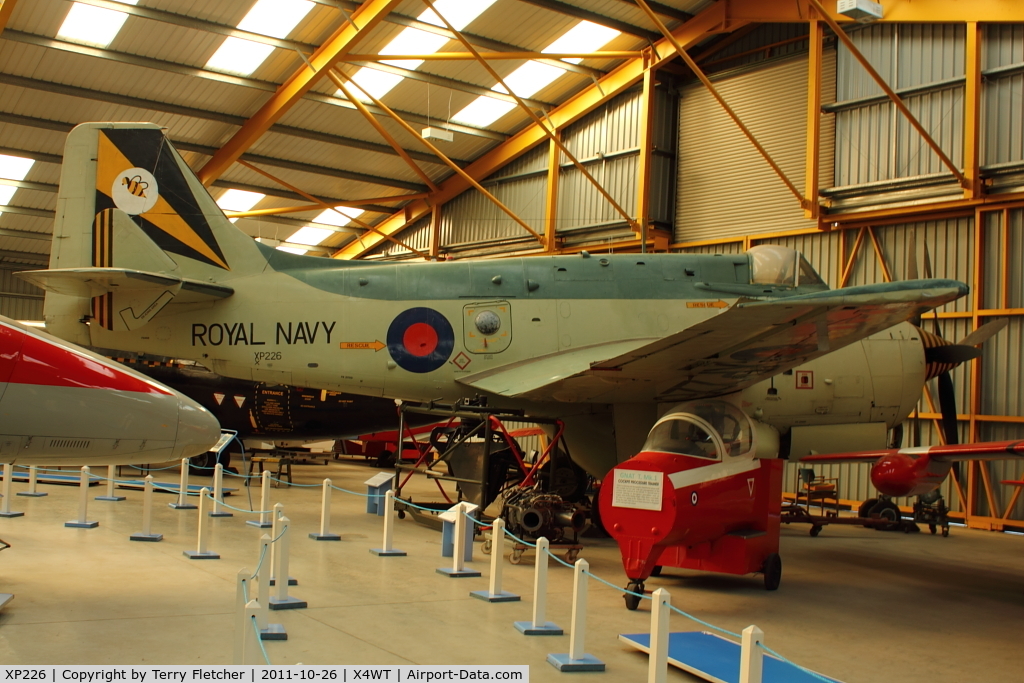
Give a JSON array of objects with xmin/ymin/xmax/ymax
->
[{"xmin": 0, "ymin": 458, "xmax": 1022, "ymax": 682}]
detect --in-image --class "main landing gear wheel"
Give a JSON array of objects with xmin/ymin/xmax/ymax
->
[
  {"xmin": 870, "ymin": 499, "xmax": 902, "ymax": 531},
  {"xmin": 624, "ymin": 581, "xmax": 645, "ymax": 611},
  {"xmin": 761, "ymin": 553, "xmax": 782, "ymax": 591},
  {"xmin": 858, "ymin": 498, "xmax": 879, "ymax": 526}
]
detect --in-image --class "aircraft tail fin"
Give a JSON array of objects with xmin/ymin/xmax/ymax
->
[{"xmin": 37, "ymin": 122, "xmax": 267, "ymax": 341}]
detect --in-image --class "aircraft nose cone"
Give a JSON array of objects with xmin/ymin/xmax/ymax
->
[{"xmin": 176, "ymin": 399, "xmax": 221, "ymax": 458}]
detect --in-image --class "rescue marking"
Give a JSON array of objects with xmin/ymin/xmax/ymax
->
[{"xmin": 340, "ymin": 340, "xmax": 386, "ymax": 351}]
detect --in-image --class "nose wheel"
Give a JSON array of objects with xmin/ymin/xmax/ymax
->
[
  {"xmin": 761, "ymin": 553, "xmax": 782, "ymax": 591},
  {"xmin": 624, "ymin": 580, "xmax": 645, "ymax": 610}
]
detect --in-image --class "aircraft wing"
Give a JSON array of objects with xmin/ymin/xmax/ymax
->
[
  {"xmin": 798, "ymin": 440, "xmax": 1024, "ymax": 463},
  {"xmin": 459, "ymin": 279, "xmax": 966, "ymax": 404},
  {"xmin": 18, "ymin": 267, "xmax": 234, "ymax": 302}
]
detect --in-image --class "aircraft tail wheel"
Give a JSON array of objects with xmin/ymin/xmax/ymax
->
[
  {"xmin": 397, "ymin": 510, "xmax": 406, "ymax": 520},
  {"xmin": 624, "ymin": 581, "xmax": 645, "ymax": 610},
  {"xmin": 761, "ymin": 553, "xmax": 782, "ymax": 591}
]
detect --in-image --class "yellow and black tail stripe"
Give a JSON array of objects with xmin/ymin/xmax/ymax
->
[{"xmin": 92, "ymin": 208, "xmax": 115, "ymax": 330}]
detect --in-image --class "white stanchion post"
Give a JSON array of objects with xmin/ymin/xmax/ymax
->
[
  {"xmin": 184, "ymin": 488, "xmax": 220, "ymax": 559},
  {"xmin": 96, "ymin": 464, "xmax": 125, "ymax": 501},
  {"xmin": 514, "ymin": 537, "xmax": 561, "ymax": 635},
  {"xmin": 211, "ymin": 464, "xmax": 232, "ymax": 517},
  {"xmin": 437, "ymin": 503, "xmax": 481, "ymax": 577},
  {"xmin": 234, "ymin": 569, "xmax": 250, "ymax": 664},
  {"xmin": 370, "ymin": 490, "xmax": 406, "ymax": 556},
  {"xmin": 243, "ymin": 602, "xmax": 264, "ymax": 664},
  {"xmin": 130, "ymin": 475, "xmax": 163, "ymax": 541},
  {"xmin": 648, "ymin": 588, "xmax": 671, "ymax": 683},
  {"xmin": 309, "ymin": 478, "xmax": 340, "ymax": 540},
  {"xmin": 247, "ymin": 471, "xmax": 272, "ymax": 527},
  {"xmin": 739, "ymin": 625, "xmax": 765, "ymax": 683},
  {"xmin": 17, "ymin": 465, "xmax": 47, "ymax": 497},
  {"xmin": 268, "ymin": 504, "xmax": 295, "ymax": 587},
  {"xmin": 270, "ymin": 515, "xmax": 306, "ymax": 610},
  {"xmin": 169, "ymin": 458, "xmax": 197, "ymax": 509},
  {"xmin": 255, "ymin": 533, "xmax": 286, "ymax": 640},
  {"xmin": 547, "ymin": 558, "xmax": 605, "ymax": 671},
  {"xmin": 65, "ymin": 466, "xmax": 98, "ymax": 528},
  {"xmin": 0, "ymin": 463, "xmax": 23, "ymax": 517},
  {"xmin": 471, "ymin": 518, "xmax": 520, "ymax": 602}
]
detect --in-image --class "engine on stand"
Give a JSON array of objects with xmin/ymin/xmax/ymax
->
[
  {"xmin": 393, "ymin": 398, "xmax": 592, "ymax": 564},
  {"xmin": 502, "ymin": 487, "xmax": 589, "ymax": 545}
]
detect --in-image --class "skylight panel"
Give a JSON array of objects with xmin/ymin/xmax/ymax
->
[
  {"xmin": 451, "ymin": 97, "xmax": 515, "ymax": 127},
  {"xmin": 0, "ymin": 186, "xmax": 16, "ymax": 206},
  {"xmin": 0, "ymin": 155, "xmax": 35, "ymax": 182},
  {"xmin": 56, "ymin": 0, "xmax": 140, "ymax": 48},
  {"xmin": 206, "ymin": 38, "xmax": 276, "ymax": 76},
  {"xmin": 216, "ymin": 189, "xmax": 265, "ymax": 223},
  {"xmin": 0, "ymin": 155, "xmax": 35, "ymax": 213},
  {"xmin": 451, "ymin": 21, "xmax": 620, "ymax": 128},
  {"xmin": 543, "ymin": 21, "xmax": 620, "ymax": 64},
  {"xmin": 313, "ymin": 207, "xmax": 364, "ymax": 226},
  {"xmin": 286, "ymin": 226, "xmax": 335, "ymax": 246},
  {"xmin": 206, "ymin": 0, "xmax": 314, "ymax": 76},
  {"xmin": 238, "ymin": 0, "xmax": 314, "ymax": 38},
  {"xmin": 343, "ymin": 0, "xmax": 499, "ymax": 102}
]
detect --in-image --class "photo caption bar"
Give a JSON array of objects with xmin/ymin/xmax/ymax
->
[{"xmin": 0, "ymin": 667, "xmax": 528, "ymax": 683}]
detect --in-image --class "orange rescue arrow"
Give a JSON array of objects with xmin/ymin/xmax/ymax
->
[{"xmin": 339, "ymin": 340, "xmax": 386, "ymax": 351}]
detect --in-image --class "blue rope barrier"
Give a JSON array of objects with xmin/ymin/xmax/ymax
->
[
  {"xmin": 395, "ymin": 497, "xmax": 442, "ymax": 512},
  {"xmin": 667, "ymin": 604, "xmax": 741, "ymax": 639},
  {"xmin": 251, "ymin": 545, "xmax": 269, "ymax": 580},
  {"xmin": 758, "ymin": 643, "xmax": 836, "ymax": 683},
  {"xmin": 268, "ymin": 475, "xmax": 320, "ymax": 488},
  {"xmin": 209, "ymin": 497, "xmax": 274, "ymax": 515},
  {"xmin": 250, "ymin": 615, "xmax": 271, "ymax": 664},
  {"xmin": 126, "ymin": 463, "xmax": 180, "ymax": 471},
  {"xmin": 328, "ymin": 483, "xmax": 384, "ymax": 498},
  {"xmin": 500, "ymin": 529, "xmax": 538, "ymax": 548}
]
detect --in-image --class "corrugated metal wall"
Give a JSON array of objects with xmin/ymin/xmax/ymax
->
[
  {"xmin": 983, "ymin": 24, "xmax": 1024, "ymax": 169},
  {"xmin": 434, "ymin": 86, "xmax": 676, "ymax": 256},
  {"xmin": 675, "ymin": 50, "xmax": 836, "ymax": 242},
  {"xmin": 833, "ymin": 24, "xmax": 965, "ymax": 189},
  {"xmin": 0, "ymin": 267, "xmax": 44, "ymax": 320}
]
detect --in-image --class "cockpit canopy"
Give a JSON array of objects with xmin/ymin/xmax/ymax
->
[
  {"xmin": 749, "ymin": 244, "xmax": 824, "ymax": 287},
  {"xmin": 642, "ymin": 400, "xmax": 753, "ymax": 460}
]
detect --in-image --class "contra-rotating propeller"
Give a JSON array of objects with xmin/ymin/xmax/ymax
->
[{"xmin": 906, "ymin": 229, "xmax": 1008, "ymax": 447}]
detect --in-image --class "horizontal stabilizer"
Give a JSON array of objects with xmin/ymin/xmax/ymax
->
[
  {"xmin": 18, "ymin": 268, "xmax": 234, "ymax": 301},
  {"xmin": 460, "ymin": 279, "xmax": 966, "ymax": 404}
]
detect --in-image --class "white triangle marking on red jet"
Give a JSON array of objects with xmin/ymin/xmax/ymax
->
[
  {"xmin": 234, "ymin": 396, "xmax": 246, "ymax": 408},
  {"xmin": 213, "ymin": 393, "xmax": 225, "ymax": 405},
  {"xmin": 747, "ymin": 478, "xmax": 755, "ymax": 496}
]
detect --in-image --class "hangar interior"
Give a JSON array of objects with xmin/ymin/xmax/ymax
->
[{"xmin": 0, "ymin": 0, "xmax": 1023, "ymax": 678}]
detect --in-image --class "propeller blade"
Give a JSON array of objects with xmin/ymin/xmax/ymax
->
[
  {"xmin": 958, "ymin": 318, "xmax": 1009, "ymax": 348},
  {"xmin": 907, "ymin": 229, "xmax": 919, "ymax": 281},
  {"xmin": 925, "ymin": 345, "xmax": 984, "ymax": 364},
  {"xmin": 937, "ymin": 371, "xmax": 959, "ymax": 446}
]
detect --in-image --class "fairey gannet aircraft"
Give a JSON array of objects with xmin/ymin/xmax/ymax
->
[{"xmin": 21, "ymin": 122, "xmax": 969, "ymax": 478}]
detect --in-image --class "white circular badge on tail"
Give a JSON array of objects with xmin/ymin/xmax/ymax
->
[{"xmin": 111, "ymin": 167, "xmax": 158, "ymax": 215}]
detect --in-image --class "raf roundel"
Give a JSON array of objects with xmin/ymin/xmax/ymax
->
[{"xmin": 386, "ymin": 307, "xmax": 455, "ymax": 373}]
